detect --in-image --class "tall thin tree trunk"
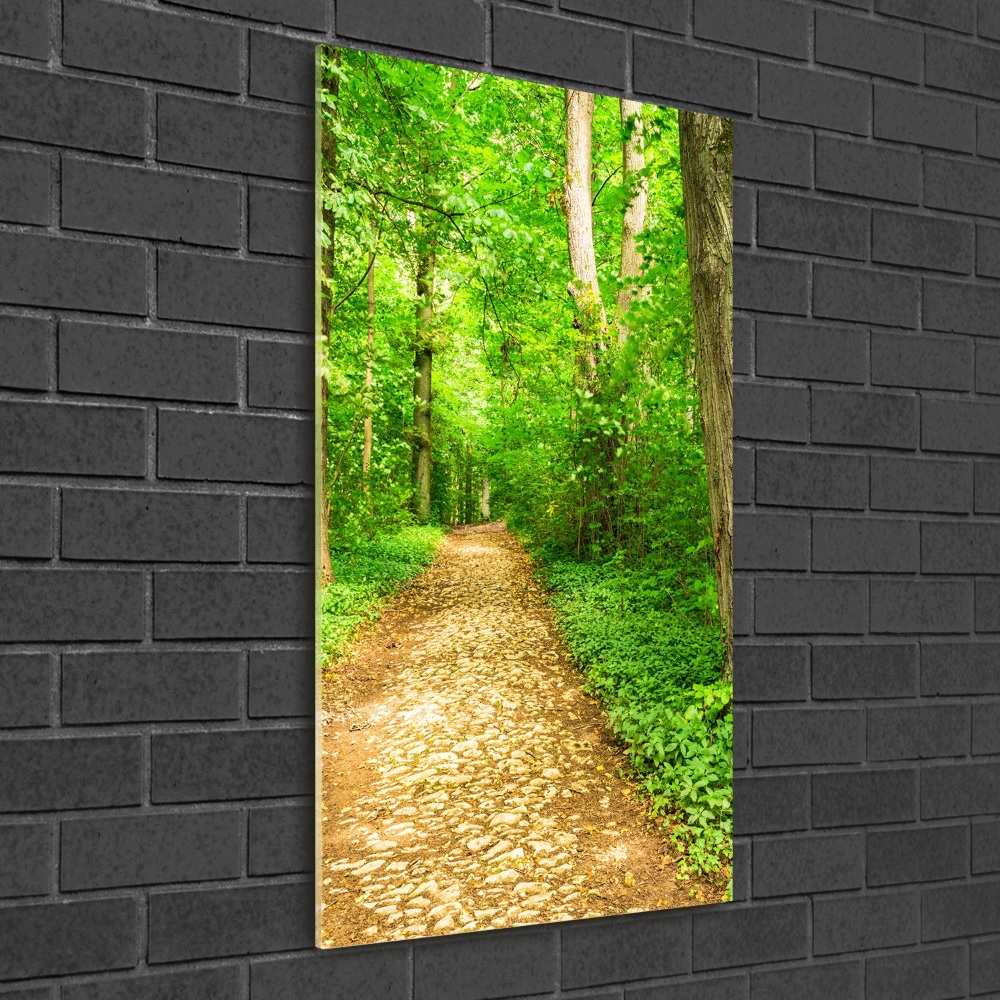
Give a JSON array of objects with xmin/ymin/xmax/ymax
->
[
  {"xmin": 464, "ymin": 439, "xmax": 473, "ymax": 524},
  {"xmin": 361, "ymin": 249, "xmax": 375, "ymax": 487},
  {"xmin": 412, "ymin": 251, "xmax": 434, "ymax": 523},
  {"xmin": 617, "ymin": 99, "xmax": 648, "ymax": 346},
  {"xmin": 678, "ymin": 110, "xmax": 734, "ymax": 683},
  {"xmin": 480, "ymin": 477, "xmax": 491, "ymax": 520}
]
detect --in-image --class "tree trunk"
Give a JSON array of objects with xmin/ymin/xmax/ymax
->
[
  {"xmin": 412, "ymin": 251, "xmax": 434, "ymax": 523},
  {"xmin": 464, "ymin": 439, "xmax": 473, "ymax": 524},
  {"xmin": 617, "ymin": 99, "xmax": 648, "ymax": 346},
  {"xmin": 361, "ymin": 249, "xmax": 375, "ymax": 486},
  {"xmin": 480, "ymin": 477, "xmax": 491, "ymax": 520},
  {"xmin": 678, "ymin": 110, "xmax": 734, "ymax": 683}
]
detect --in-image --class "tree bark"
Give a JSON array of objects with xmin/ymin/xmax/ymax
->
[
  {"xmin": 480, "ymin": 477, "xmax": 491, "ymax": 520},
  {"xmin": 464, "ymin": 439, "xmax": 473, "ymax": 524},
  {"xmin": 678, "ymin": 110, "xmax": 734, "ymax": 683},
  {"xmin": 361, "ymin": 249, "xmax": 375, "ymax": 486},
  {"xmin": 412, "ymin": 250, "xmax": 434, "ymax": 523},
  {"xmin": 617, "ymin": 100, "xmax": 648, "ymax": 346}
]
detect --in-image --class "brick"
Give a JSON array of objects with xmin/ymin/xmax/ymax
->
[
  {"xmin": 756, "ymin": 577, "xmax": 867, "ymax": 634},
  {"xmin": 0, "ymin": 824, "xmax": 49, "ymax": 897},
  {"xmin": 64, "ymin": 966, "xmax": 242, "ymax": 1000},
  {"xmin": 732, "ymin": 184, "xmax": 753, "ymax": 247},
  {"xmin": 923, "ymin": 397, "xmax": 1000, "ymax": 454},
  {"xmin": 63, "ymin": 157, "xmax": 240, "ymax": 248},
  {"xmin": 977, "ymin": 461, "xmax": 1000, "ymax": 512},
  {"xmin": 983, "ymin": 1, "xmax": 1000, "ymax": 40},
  {"xmin": 248, "ymin": 647, "xmax": 312, "ymax": 717},
  {"xmin": 978, "ymin": 225, "xmax": 1000, "ymax": 277},
  {"xmin": 0, "ymin": 400, "xmax": 145, "ymax": 476},
  {"xmin": 974, "ymin": 702, "xmax": 1000, "ymax": 754},
  {"xmin": 158, "ymin": 410, "xmax": 310, "ymax": 485},
  {"xmin": 249, "ymin": 804, "xmax": 311, "ymax": 875},
  {"xmin": 871, "ymin": 579, "xmax": 973, "ymax": 633},
  {"xmin": 0, "ymin": 64, "xmax": 144, "ymax": 155},
  {"xmin": 62, "ymin": 488, "xmax": 240, "ymax": 563},
  {"xmin": 972, "ymin": 938, "xmax": 1000, "ymax": 996},
  {"xmin": 733, "ymin": 773, "xmax": 809, "ymax": 834},
  {"xmin": 812, "ymin": 388, "xmax": 917, "ymax": 449},
  {"xmin": 248, "ymin": 497, "xmax": 312, "ymax": 565},
  {"xmin": 0, "ymin": 231, "xmax": 146, "ymax": 314},
  {"xmin": 154, "ymin": 569, "xmax": 312, "ymax": 639},
  {"xmin": 733, "ymin": 445, "xmax": 753, "ymax": 504},
  {"xmin": 633, "ymin": 35, "xmax": 755, "ymax": 116},
  {"xmin": 866, "ymin": 945, "xmax": 967, "ymax": 1000},
  {"xmin": 694, "ymin": 0, "xmax": 808, "ymax": 58},
  {"xmin": 875, "ymin": 83, "xmax": 974, "ymax": 153},
  {"xmin": 733, "ymin": 316, "xmax": 752, "ymax": 374},
  {"xmin": 0, "ymin": 569, "xmax": 143, "ymax": 642},
  {"xmin": 733, "ymin": 383, "xmax": 808, "ymax": 442},
  {"xmin": 249, "ymin": 32, "xmax": 314, "ymax": 106},
  {"xmin": 0, "ymin": 897, "xmax": 137, "ymax": 980},
  {"xmin": 562, "ymin": 911, "xmax": 688, "ymax": 988},
  {"xmin": 816, "ymin": 136, "xmax": 920, "ymax": 204},
  {"xmin": 415, "ymin": 927, "xmax": 557, "ymax": 1000},
  {"xmin": 814, "ymin": 263, "xmax": 919, "ymax": 328},
  {"xmin": 977, "ymin": 342, "xmax": 1000, "ymax": 395},
  {"xmin": 0, "ymin": 485, "xmax": 52, "ymax": 558},
  {"xmin": 868, "ymin": 824, "xmax": 969, "ymax": 886},
  {"xmin": 0, "ymin": 0, "xmax": 49, "ymax": 58},
  {"xmin": 0, "ymin": 653, "xmax": 52, "ymax": 728},
  {"xmin": 249, "ymin": 184, "xmax": 313, "ymax": 257},
  {"xmin": 731, "ymin": 841, "xmax": 749, "ymax": 903},
  {"xmin": 756, "ymin": 448, "xmax": 867, "ymax": 509},
  {"xmin": 61, "ymin": 811, "xmax": 241, "ymax": 890},
  {"xmin": 873, "ymin": 210, "xmax": 974, "ymax": 275},
  {"xmin": 561, "ymin": 0, "xmax": 687, "ymax": 32},
  {"xmin": 733, "ymin": 707, "xmax": 749, "ymax": 770},
  {"xmin": 338, "ymin": 0, "xmax": 481, "ymax": 61},
  {"xmin": 875, "ymin": 0, "xmax": 974, "ymax": 31},
  {"xmin": 755, "ymin": 320, "xmax": 867, "ymax": 384},
  {"xmin": 0, "ymin": 736, "xmax": 140, "ymax": 812},
  {"xmin": 250, "ymin": 948, "xmax": 409, "ymax": 1000},
  {"xmin": 151, "ymin": 728, "xmax": 311, "ymax": 802},
  {"xmin": 872, "ymin": 331, "xmax": 972, "ymax": 391},
  {"xmin": 64, "ymin": 0, "xmax": 239, "ymax": 92},
  {"xmin": 923, "ymin": 880, "xmax": 1000, "ymax": 941},
  {"xmin": 733, "ymin": 644, "xmax": 808, "ymax": 701},
  {"xmin": 973, "ymin": 819, "xmax": 1000, "ymax": 874},
  {"xmin": 493, "ymin": 7, "xmax": 624, "ymax": 91},
  {"xmin": 925, "ymin": 155, "xmax": 1000, "ymax": 218},
  {"xmin": 0, "ymin": 147, "xmax": 49, "ymax": 225},
  {"xmin": 60, "ymin": 321, "xmax": 238, "ymax": 403},
  {"xmin": 752, "ymin": 961, "xmax": 862, "ymax": 1000},
  {"xmin": 869, "ymin": 704, "xmax": 969, "ymax": 760},
  {"xmin": 922, "ymin": 641, "xmax": 1000, "ymax": 694},
  {"xmin": 62, "ymin": 650, "xmax": 241, "ymax": 724},
  {"xmin": 159, "ymin": 249, "xmax": 311, "ymax": 332},
  {"xmin": 249, "ymin": 339, "xmax": 312, "ymax": 410},
  {"xmin": 759, "ymin": 191, "xmax": 870, "ymax": 262},
  {"xmin": 760, "ymin": 62, "xmax": 869, "ymax": 135},
  {"xmin": 924, "ymin": 278, "xmax": 1000, "ymax": 336},
  {"xmin": 733, "ymin": 122, "xmax": 811, "ymax": 187},
  {"xmin": 158, "ymin": 94, "xmax": 311, "ymax": 182},
  {"xmin": 692, "ymin": 901, "xmax": 808, "ymax": 970},
  {"xmin": 814, "ymin": 891, "xmax": 919, "ymax": 955},
  {"xmin": 922, "ymin": 761, "xmax": 1000, "ymax": 818},
  {"xmin": 163, "ymin": 0, "xmax": 326, "ymax": 30},
  {"xmin": 627, "ymin": 976, "xmax": 748, "ymax": 1000},
  {"xmin": 733, "ymin": 252, "xmax": 808, "ymax": 315},
  {"xmin": 928, "ymin": 34, "xmax": 1000, "ymax": 100},
  {"xmin": 813, "ymin": 768, "xmax": 917, "ymax": 827},
  {"xmin": 754, "ymin": 832, "xmax": 862, "ymax": 896},
  {"xmin": 977, "ymin": 578, "xmax": 1000, "ymax": 631},
  {"xmin": 924, "ymin": 522, "xmax": 1000, "ymax": 574},
  {"xmin": 149, "ymin": 881, "xmax": 312, "ymax": 963},
  {"xmin": 753, "ymin": 707, "xmax": 864, "ymax": 765},
  {"xmin": 813, "ymin": 516, "xmax": 917, "ymax": 573},
  {"xmin": 813, "ymin": 643, "xmax": 917, "ymax": 699},
  {"xmin": 0, "ymin": 314, "xmax": 51, "ymax": 390},
  {"xmin": 871, "ymin": 456, "xmax": 971, "ymax": 513},
  {"xmin": 816, "ymin": 9, "xmax": 921, "ymax": 82}
]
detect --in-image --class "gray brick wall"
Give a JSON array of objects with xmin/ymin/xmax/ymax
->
[{"xmin": 1, "ymin": 0, "xmax": 998, "ymax": 996}]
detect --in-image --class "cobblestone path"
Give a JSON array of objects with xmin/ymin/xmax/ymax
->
[{"xmin": 319, "ymin": 522, "xmax": 722, "ymax": 948}]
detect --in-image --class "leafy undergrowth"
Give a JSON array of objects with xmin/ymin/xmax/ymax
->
[
  {"xmin": 536, "ymin": 554, "xmax": 733, "ymax": 894},
  {"xmin": 320, "ymin": 525, "xmax": 445, "ymax": 667}
]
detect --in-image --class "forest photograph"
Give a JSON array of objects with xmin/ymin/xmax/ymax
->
[{"xmin": 316, "ymin": 45, "xmax": 734, "ymax": 949}]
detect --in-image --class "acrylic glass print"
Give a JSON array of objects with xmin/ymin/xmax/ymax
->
[{"xmin": 316, "ymin": 45, "xmax": 734, "ymax": 949}]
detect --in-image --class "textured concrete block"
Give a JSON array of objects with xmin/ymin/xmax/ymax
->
[
  {"xmin": 733, "ymin": 644, "xmax": 809, "ymax": 702},
  {"xmin": 163, "ymin": 0, "xmax": 325, "ymax": 30},
  {"xmin": 561, "ymin": 0, "xmax": 687, "ymax": 31},
  {"xmin": 973, "ymin": 701, "xmax": 1000, "ymax": 755},
  {"xmin": 0, "ymin": 653, "xmax": 52, "ymax": 728},
  {"xmin": 692, "ymin": 901, "xmax": 808, "ymax": 970},
  {"xmin": 760, "ymin": 62, "xmax": 869, "ymax": 135},
  {"xmin": 694, "ymin": 0, "xmax": 808, "ymax": 58},
  {"xmin": 816, "ymin": 8, "xmax": 921, "ymax": 82},
  {"xmin": 158, "ymin": 410, "xmax": 311, "ymax": 484},
  {"xmin": 0, "ymin": 486, "xmax": 52, "ymax": 558},
  {"xmin": 973, "ymin": 819, "xmax": 1000, "ymax": 874},
  {"xmin": 871, "ymin": 579, "xmax": 973, "ymax": 633},
  {"xmin": 813, "ymin": 263, "xmax": 919, "ymax": 328},
  {"xmin": 0, "ymin": 0, "xmax": 49, "ymax": 58},
  {"xmin": 63, "ymin": 966, "xmax": 242, "ymax": 1000},
  {"xmin": 813, "ymin": 768, "xmax": 917, "ymax": 827},
  {"xmin": 733, "ymin": 445, "xmax": 753, "ymax": 504},
  {"xmin": 249, "ymin": 184, "xmax": 313, "ymax": 257},
  {"xmin": 813, "ymin": 516, "xmax": 917, "ymax": 573},
  {"xmin": 64, "ymin": 0, "xmax": 240, "ymax": 91},
  {"xmin": 924, "ymin": 277, "xmax": 1000, "ymax": 336},
  {"xmin": 923, "ymin": 522, "xmax": 1000, "ymax": 574},
  {"xmin": 977, "ymin": 461, "xmax": 1000, "ymax": 512},
  {"xmin": 922, "ymin": 641, "xmax": 1000, "ymax": 694},
  {"xmin": 752, "ymin": 832, "xmax": 863, "ymax": 896},
  {"xmin": 733, "ymin": 122, "xmax": 811, "ymax": 187},
  {"xmin": 250, "ymin": 948, "xmax": 409, "ymax": 1000},
  {"xmin": 732, "ymin": 316, "xmax": 752, "ymax": 373},
  {"xmin": 249, "ymin": 804, "xmax": 311, "ymax": 875},
  {"xmin": 873, "ymin": 210, "xmax": 973, "ymax": 274},
  {"xmin": 338, "ymin": 0, "xmax": 482, "ymax": 61},
  {"xmin": 875, "ymin": 0, "xmax": 974, "ymax": 32},
  {"xmin": 868, "ymin": 704, "xmax": 969, "ymax": 760},
  {"xmin": 981, "ymin": 225, "xmax": 1000, "ymax": 279},
  {"xmin": 0, "ymin": 147, "xmax": 50, "ymax": 224},
  {"xmin": 756, "ymin": 448, "xmax": 867, "ymax": 509},
  {"xmin": 871, "ymin": 456, "xmax": 971, "ymax": 513},
  {"xmin": 868, "ymin": 824, "xmax": 969, "ymax": 887},
  {"xmin": 875, "ymin": 83, "xmax": 974, "ymax": 153},
  {"xmin": 925, "ymin": 155, "xmax": 1000, "ymax": 218},
  {"xmin": 248, "ymin": 339, "xmax": 313, "ymax": 410},
  {"xmin": 976, "ymin": 578, "xmax": 1000, "ymax": 631},
  {"xmin": 924, "ymin": 397, "xmax": 1000, "ymax": 454},
  {"xmin": 732, "ymin": 185, "xmax": 752, "ymax": 246},
  {"xmin": 923, "ymin": 880, "xmax": 1000, "ymax": 941},
  {"xmin": 0, "ymin": 824, "xmax": 50, "ymax": 897},
  {"xmin": 922, "ymin": 761, "xmax": 1000, "ymax": 818},
  {"xmin": 0, "ymin": 315, "xmax": 51, "ymax": 390},
  {"xmin": 732, "ymin": 383, "xmax": 808, "ymax": 442},
  {"xmin": 151, "ymin": 728, "xmax": 312, "ymax": 802},
  {"xmin": 813, "ymin": 643, "xmax": 918, "ymax": 699},
  {"xmin": 816, "ymin": 136, "xmax": 920, "ymax": 204},
  {"xmin": 62, "ymin": 650, "xmax": 241, "ymax": 724},
  {"xmin": 757, "ymin": 191, "xmax": 868, "ymax": 260},
  {"xmin": 753, "ymin": 707, "xmax": 864, "ymax": 765},
  {"xmin": 627, "ymin": 975, "xmax": 748, "ymax": 1000},
  {"xmin": 756, "ymin": 577, "xmax": 867, "ymax": 634},
  {"xmin": 733, "ymin": 252, "xmax": 808, "ymax": 315},
  {"xmin": 59, "ymin": 321, "xmax": 239, "ymax": 403},
  {"xmin": 249, "ymin": 31, "xmax": 314, "ymax": 106},
  {"xmin": 733, "ymin": 773, "xmax": 809, "ymax": 834},
  {"xmin": 62, "ymin": 488, "xmax": 240, "ymax": 562},
  {"xmin": 751, "ymin": 961, "xmax": 862, "ymax": 1000},
  {"xmin": 927, "ymin": 34, "xmax": 1000, "ymax": 100},
  {"xmin": 865, "ymin": 944, "xmax": 967, "ymax": 1000},
  {"xmin": 871, "ymin": 331, "xmax": 972, "ymax": 391},
  {"xmin": 0, "ymin": 736, "xmax": 141, "ymax": 812},
  {"xmin": 154, "ymin": 569, "xmax": 312, "ymax": 638},
  {"xmin": 248, "ymin": 647, "xmax": 312, "ymax": 717},
  {"xmin": 972, "ymin": 938, "xmax": 1000, "ymax": 996},
  {"xmin": 755, "ymin": 320, "xmax": 867, "ymax": 384},
  {"xmin": 814, "ymin": 890, "xmax": 919, "ymax": 955},
  {"xmin": 978, "ymin": 339, "xmax": 1000, "ymax": 395},
  {"xmin": 61, "ymin": 811, "xmax": 241, "ymax": 890},
  {"xmin": 248, "ymin": 497, "xmax": 312, "ymax": 564},
  {"xmin": 812, "ymin": 388, "xmax": 917, "ymax": 450}
]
